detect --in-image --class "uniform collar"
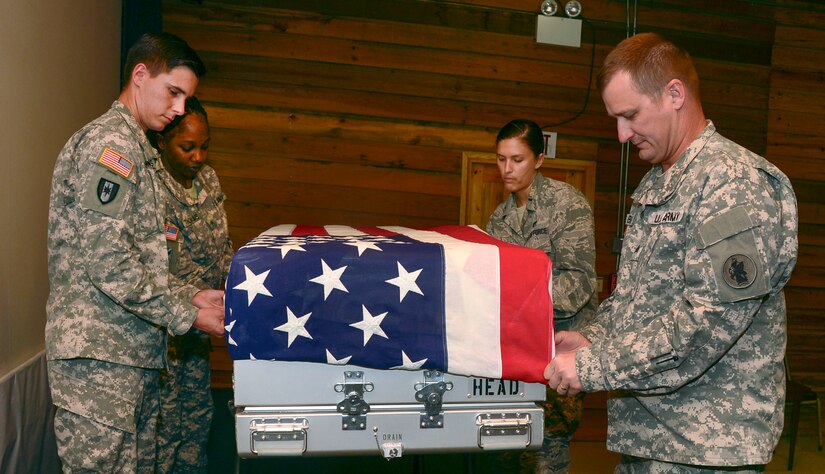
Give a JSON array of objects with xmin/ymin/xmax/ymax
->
[
  {"xmin": 112, "ymin": 100, "xmax": 161, "ymax": 170},
  {"xmin": 157, "ymin": 163, "xmax": 206, "ymax": 206},
  {"xmin": 502, "ymin": 172, "xmax": 544, "ymax": 234}
]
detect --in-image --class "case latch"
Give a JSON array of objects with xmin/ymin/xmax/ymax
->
[
  {"xmin": 334, "ymin": 370, "xmax": 374, "ymax": 430},
  {"xmin": 414, "ymin": 370, "xmax": 453, "ymax": 429}
]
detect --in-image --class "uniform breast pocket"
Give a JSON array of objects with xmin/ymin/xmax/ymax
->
[
  {"xmin": 528, "ymin": 230, "xmax": 555, "ymax": 260},
  {"xmin": 644, "ymin": 221, "xmax": 688, "ymax": 289},
  {"xmin": 166, "ymin": 238, "xmax": 181, "ymax": 274}
]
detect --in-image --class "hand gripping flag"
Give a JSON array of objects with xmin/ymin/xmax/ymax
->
[{"xmin": 224, "ymin": 225, "xmax": 553, "ymax": 383}]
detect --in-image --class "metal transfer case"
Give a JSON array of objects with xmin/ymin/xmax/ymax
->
[{"xmin": 233, "ymin": 360, "xmax": 546, "ymax": 460}]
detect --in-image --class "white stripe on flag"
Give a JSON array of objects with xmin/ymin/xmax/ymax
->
[
  {"xmin": 260, "ymin": 224, "xmax": 297, "ymax": 236},
  {"xmin": 324, "ymin": 225, "xmax": 367, "ymax": 236},
  {"xmin": 381, "ymin": 226, "xmax": 503, "ymax": 378}
]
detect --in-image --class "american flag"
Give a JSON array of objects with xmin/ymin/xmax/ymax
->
[
  {"xmin": 224, "ymin": 225, "xmax": 553, "ymax": 383},
  {"xmin": 98, "ymin": 147, "xmax": 133, "ymax": 178},
  {"xmin": 165, "ymin": 223, "xmax": 179, "ymax": 241}
]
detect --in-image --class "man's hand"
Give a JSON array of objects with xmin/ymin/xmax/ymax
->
[
  {"xmin": 544, "ymin": 330, "xmax": 591, "ymax": 397},
  {"xmin": 555, "ymin": 330, "xmax": 590, "ymax": 353},
  {"xmin": 192, "ymin": 306, "xmax": 225, "ymax": 338},
  {"xmin": 193, "ymin": 289, "xmax": 224, "ymax": 309},
  {"xmin": 191, "ymin": 289, "xmax": 225, "ymax": 337}
]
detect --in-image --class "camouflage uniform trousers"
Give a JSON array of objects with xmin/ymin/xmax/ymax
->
[
  {"xmin": 518, "ymin": 390, "xmax": 584, "ymax": 474},
  {"xmin": 615, "ymin": 455, "xmax": 766, "ymax": 473},
  {"xmin": 156, "ymin": 329, "xmax": 213, "ymax": 473},
  {"xmin": 48, "ymin": 358, "xmax": 159, "ymax": 473}
]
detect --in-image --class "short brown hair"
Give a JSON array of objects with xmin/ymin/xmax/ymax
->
[
  {"xmin": 122, "ymin": 32, "xmax": 206, "ymax": 89},
  {"xmin": 597, "ymin": 33, "xmax": 700, "ymax": 101}
]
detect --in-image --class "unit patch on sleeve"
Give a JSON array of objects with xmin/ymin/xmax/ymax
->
[
  {"xmin": 81, "ymin": 166, "xmax": 130, "ymax": 218},
  {"xmin": 97, "ymin": 178, "xmax": 120, "ymax": 204},
  {"xmin": 722, "ymin": 254, "xmax": 756, "ymax": 289},
  {"xmin": 98, "ymin": 147, "xmax": 134, "ymax": 178}
]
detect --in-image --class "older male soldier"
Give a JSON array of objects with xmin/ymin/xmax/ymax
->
[
  {"xmin": 544, "ymin": 33, "xmax": 798, "ymax": 472},
  {"xmin": 46, "ymin": 33, "xmax": 225, "ymax": 473}
]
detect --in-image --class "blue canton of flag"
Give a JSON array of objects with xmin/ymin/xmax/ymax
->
[{"xmin": 225, "ymin": 232, "xmax": 448, "ymax": 371}]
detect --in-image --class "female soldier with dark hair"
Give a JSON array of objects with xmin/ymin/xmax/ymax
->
[
  {"xmin": 150, "ymin": 96, "xmax": 234, "ymax": 473},
  {"xmin": 486, "ymin": 119, "xmax": 597, "ymax": 474}
]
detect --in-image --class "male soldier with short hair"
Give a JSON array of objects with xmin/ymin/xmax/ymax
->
[
  {"xmin": 46, "ymin": 32, "xmax": 225, "ymax": 472},
  {"xmin": 544, "ymin": 33, "xmax": 798, "ymax": 472}
]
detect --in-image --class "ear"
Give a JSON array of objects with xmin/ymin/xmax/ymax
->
[
  {"xmin": 665, "ymin": 78, "xmax": 686, "ymax": 110},
  {"xmin": 535, "ymin": 152, "xmax": 545, "ymax": 170},
  {"xmin": 156, "ymin": 133, "xmax": 167, "ymax": 152},
  {"xmin": 131, "ymin": 63, "xmax": 149, "ymax": 87}
]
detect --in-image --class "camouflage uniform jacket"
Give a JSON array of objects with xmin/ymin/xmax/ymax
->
[
  {"xmin": 486, "ymin": 172, "xmax": 597, "ymax": 330},
  {"xmin": 576, "ymin": 121, "xmax": 798, "ymax": 466},
  {"xmin": 46, "ymin": 101, "xmax": 201, "ymax": 369},
  {"xmin": 159, "ymin": 164, "xmax": 233, "ymax": 293}
]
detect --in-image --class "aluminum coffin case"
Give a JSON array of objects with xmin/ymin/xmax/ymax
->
[{"xmin": 234, "ymin": 360, "xmax": 546, "ymax": 459}]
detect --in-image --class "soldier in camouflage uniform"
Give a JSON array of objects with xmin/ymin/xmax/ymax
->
[
  {"xmin": 545, "ymin": 33, "xmax": 798, "ymax": 472},
  {"xmin": 46, "ymin": 33, "xmax": 225, "ymax": 473},
  {"xmin": 150, "ymin": 97, "xmax": 234, "ymax": 473},
  {"xmin": 486, "ymin": 119, "xmax": 597, "ymax": 473}
]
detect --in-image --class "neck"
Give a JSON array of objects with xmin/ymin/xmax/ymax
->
[
  {"xmin": 117, "ymin": 88, "xmax": 146, "ymax": 132},
  {"xmin": 662, "ymin": 108, "xmax": 707, "ymax": 172},
  {"xmin": 515, "ymin": 190, "xmax": 530, "ymax": 207}
]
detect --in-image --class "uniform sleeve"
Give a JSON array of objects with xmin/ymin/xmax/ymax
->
[
  {"xmin": 579, "ymin": 294, "xmax": 611, "ymax": 342},
  {"xmin": 170, "ymin": 172, "xmax": 235, "ymax": 292},
  {"xmin": 485, "ymin": 202, "xmax": 506, "ymax": 237},
  {"xmin": 547, "ymin": 191, "xmax": 597, "ymax": 324},
  {"xmin": 77, "ymin": 149, "xmax": 198, "ymax": 335},
  {"xmin": 216, "ymin": 181, "xmax": 235, "ymax": 283},
  {"xmin": 577, "ymin": 171, "xmax": 781, "ymax": 394}
]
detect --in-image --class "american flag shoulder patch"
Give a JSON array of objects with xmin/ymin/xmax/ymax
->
[
  {"xmin": 98, "ymin": 148, "xmax": 134, "ymax": 179},
  {"xmin": 165, "ymin": 223, "xmax": 180, "ymax": 241}
]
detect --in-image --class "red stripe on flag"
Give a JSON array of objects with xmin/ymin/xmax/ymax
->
[
  {"xmin": 433, "ymin": 226, "xmax": 553, "ymax": 383},
  {"xmin": 292, "ymin": 225, "xmax": 328, "ymax": 236}
]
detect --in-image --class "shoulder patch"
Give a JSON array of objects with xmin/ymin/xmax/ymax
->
[
  {"xmin": 722, "ymin": 254, "xmax": 756, "ymax": 289},
  {"xmin": 98, "ymin": 148, "xmax": 134, "ymax": 178},
  {"xmin": 96, "ymin": 178, "xmax": 120, "ymax": 204},
  {"xmin": 165, "ymin": 223, "xmax": 180, "ymax": 241}
]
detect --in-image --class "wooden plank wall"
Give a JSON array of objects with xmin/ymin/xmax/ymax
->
[
  {"xmin": 768, "ymin": 2, "xmax": 825, "ymax": 394},
  {"xmin": 161, "ymin": 0, "xmax": 824, "ymax": 403}
]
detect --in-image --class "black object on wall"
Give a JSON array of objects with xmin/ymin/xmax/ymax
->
[{"xmin": 120, "ymin": 0, "xmax": 162, "ymax": 88}]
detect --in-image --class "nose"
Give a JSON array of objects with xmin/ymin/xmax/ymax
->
[
  {"xmin": 171, "ymin": 96, "xmax": 186, "ymax": 116},
  {"xmin": 617, "ymin": 118, "xmax": 634, "ymax": 144},
  {"xmin": 503, "ymin": 159, "xmax": 513, "ymax": 174},
  {"xmin": 192, "ymin": 148, "xmax": 207, "ymax": 164}
]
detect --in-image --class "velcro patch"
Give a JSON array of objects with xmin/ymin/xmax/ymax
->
[
  {"xmin": 97, "ymin": 178, "xmax": 120, "ymax": 204},
  {"xmin": 722, "ymin": 254, "xmax": 756, "ymax": 289},
  {"xmin": 98, "ymin": 148, "xmax": 133, "ymax": 178}
]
